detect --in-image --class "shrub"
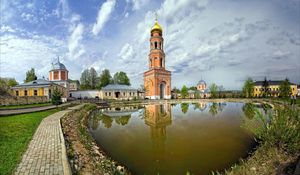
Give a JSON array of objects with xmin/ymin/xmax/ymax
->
[{"xmin": 255, "ymin": 106, "xmax": 300, "ymax": 154}]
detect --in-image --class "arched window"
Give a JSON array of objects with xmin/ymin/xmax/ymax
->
[
  {"xmin": 154, "ymin": 42, "xmax": 157, "ymax": 49},
  {"xmin": 160, "ymin": 58, "xmax": 163, "ymax": 67},
  {"xmin": 150, "ymin": 59, "xmax": 152, "ymax": 67}
]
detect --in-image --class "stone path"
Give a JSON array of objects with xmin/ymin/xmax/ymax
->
[
  {"xmin": 15, "ymin": 105, "xmax": 84, "ymax": 175},
  {"xmin": 0, "ymin": 103, "xmax": 72, "ymax": 116}
]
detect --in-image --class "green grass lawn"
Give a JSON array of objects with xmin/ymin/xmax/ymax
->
[
  {"xmin": 0, "ymin": 109, "xmax": 60, "ymax": 175},
  {"xmin": 0, "ymin": 102, "xmax": 52, "ymax": 110}
]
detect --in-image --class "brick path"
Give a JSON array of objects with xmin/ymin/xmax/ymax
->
[{"xmin": 15, "ymin": 105, "xmax": 84, "ymax": 175}]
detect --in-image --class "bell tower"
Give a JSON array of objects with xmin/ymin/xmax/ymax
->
[{"xmin": 144, "ymin": 17, "xmax": 171, "ymax": 99}]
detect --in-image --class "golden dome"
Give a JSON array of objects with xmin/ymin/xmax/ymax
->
[{"xmin": 151, "ymin": 21, "xmax": 162, "ymax": 32}]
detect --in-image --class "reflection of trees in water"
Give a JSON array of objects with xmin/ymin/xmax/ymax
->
[
  {"xmin": 115, "ymin": 115, "xmax": 131, "ymax": 126},
  {"xmin": 91, "ymin": 111, "xmax": 132, "ymax": 129},
  {"xmin": 91, "ymin": 112, "xmax": 100, "ymax": 130},
  {"xmin": 217, "ymin": 102, "xmax": 227, "ymax": 112},
  {"xmin": 192, "ymin": 103, "xmax": 200, "ymax": 110},
  {"xmin": 181, "ymin": 103, "xmax": 189, "ymax": 114},
  {"xmin": 242, "ymin": 103, "xmax": 256, "ymax": 119},
  {"xmin": 209, "ymin": 102, "xmax": 218, "ymax": 116},
  {"xmin": 100, "ymin": 114, "xmax": 113, "ymax": 128}
]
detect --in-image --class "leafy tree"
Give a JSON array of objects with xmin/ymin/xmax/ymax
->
[
  {"xmin": 262, "ymin": 77, "xmax": 270, "ymax": 97},
  {"xmin": 189, "ymin": 86, "xmax": 197, "ymax": 90},
  {"xmin": 24, "ymin": 68, "xmax": 37, "ymax": 83},
  {"xmin": 181, "ymin": 85, "xmax": 188, "ymax": 98},
  {"xmin": 242, "ymin": 78, "xmax": 254, "ymax": 98},
  {"xmin": 113, "ymin": 71, "xmax": 130, "ymax": 85},
  {"xmin": 0, "ymin": 78, "xmax": 19, "ymax": 95},
  {"xmin": 172, "ymin": 87, "xmax": 180, "ymax": 93},
  {"xmin": 218, "ymin": 85, "xmax": 225, "ymax": 98},
  {"xmin": 279, "ymin": 78, "xmax": 291, "ymax": 98},
  {"xmin": 80, "ymin": 69, "xmax": 91, "ymax": 89},
  {"xmin": 7, "ymin": 78, "xmax": 18, "ymax": 87},
  {"xmin": 89, "ymin": 67, "xmax": 98, "ymax": 89},
  {"xmin": 209, "ymin": 83, "xmax": 218, "ymax": 98},
  {"xmin": 51, "ymin": 87, "xmax": 62, "ymax": 106},
  {"xmin": 97, "ymin": 69, "xmax": 112, "ymax": 89}
]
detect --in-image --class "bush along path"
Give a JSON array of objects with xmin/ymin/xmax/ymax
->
[
  {"xmin": 61, "ymin": 104, "xmax": 128, "ymax": 175},
  {"xmin": 14, "ymin": 105, "xmax": 83, "ymax": 175}
]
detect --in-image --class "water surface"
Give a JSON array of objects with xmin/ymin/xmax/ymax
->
[{"xmin": 89, "ymin": 102, "xmax": 257, "ymax": 175}]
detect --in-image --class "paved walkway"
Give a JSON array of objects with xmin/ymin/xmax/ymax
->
[
  {"xmin": 15, "ymin": 105, "xmax": 84, "ymax": 175},
  {"xmin": 0, "ymin": 103, "xmax": 72, "ymax": 116}
]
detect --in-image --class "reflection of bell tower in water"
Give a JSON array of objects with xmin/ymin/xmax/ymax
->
[
  {"xmin": 144, "ymin": 104, "xmax": 172, "ymax": 160},
  {"xmin": 144, "ymin": 16, "xmax": 172, "ymax": 99}
]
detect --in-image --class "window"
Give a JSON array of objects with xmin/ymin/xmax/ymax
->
[
  {"xmin": 34, "ymin": 90, "xmax": 38, "ymax": 96},
  {"xmin": 123, "ymin": 92, "xmax": 126, "ymax": 96},
  {"xmin": 154, "ymin": 42, "xmax": 157, "ymax": 49},
  {"xmin": 132, "ymin": 92, "xmax": 135, "ymax": 96},
  {"xmin": 150, "ymin": 59, "xmax": 152, "ymax": 67},
  {"xmin": 16, "ymin": 91, "xmax": 19, "ymax": 96},
  {"xmin": 24, "ymin": 90, "xmax": 28, "ymax": 96},
  {"xmin": 129, "ymin": 92, "xmax": 131, "ymax": 96},
  {"xmin": 105, "ymin": 92, "xmax": 107, "ymax": 96},
  {"xmin": 109, "ymin": 92, "xmax": 111, "ymax": 96},
  {"xmin": 160, "ymin": 58, "xmax": 163, "ymax": 67}
]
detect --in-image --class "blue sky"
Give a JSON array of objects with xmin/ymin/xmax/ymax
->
[{"xmin": 1, "ymin": 0, "xmax": 299, "ymax": 90}]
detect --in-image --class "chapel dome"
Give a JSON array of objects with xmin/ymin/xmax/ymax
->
[
  {"xmin": 51, "ymin": 57, "xmax": 67, "ymax": 70},
  {"xmin": 151, "ymin": 21, "xmax": 163, "ymax": 33}
]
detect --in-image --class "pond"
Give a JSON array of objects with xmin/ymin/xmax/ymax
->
[{"xmin": 88, "ymin": 102, "xmax": 260, "ymax": 175}]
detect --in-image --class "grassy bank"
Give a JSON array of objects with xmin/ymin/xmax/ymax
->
[
  {"xmin": 0, "ymin": 108, "xmax": 60, "ymax": 174},
  {"xmin": 223, "ymin": 105, "xmax": 300, "ymax": 175},
  {"xmin": 61, "ymin": 104, "xmax": 128, "ymax": 175},
  {"xmin": 0, "ymin": 102, "xmax": 52, "ymax": 109}
]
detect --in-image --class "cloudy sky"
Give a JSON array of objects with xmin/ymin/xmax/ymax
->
[{"xmin": 1, "ymin": 0, "xmax": 299, "ymax": 90}]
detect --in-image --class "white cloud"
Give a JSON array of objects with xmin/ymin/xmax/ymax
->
[
  {"xmin": 0, "ymin": 34, "xmax": 67, "ymax": 82},
  {"xmin": 160, "ymin": 0, "xmax": 208, "ymax": 21},
  {"xmin": 21, "ymin": 12, "xmax": 38, "ymax": 23},
  {"xmin": 126, "ymin": 0, "xmax": 149, "ymax": 11},
  {"xmin": 0, "ymin": 25, "xmax": 15, "ymax": 33},
  {"xmin": 68, "ymin": 23, "xmax": 85, "ymax": 60},
  {"xmin": 118, "ymin": 43, "xmax": 134, "ymax": 61},
  {"xmin": 56, "ymin": 0, "xmax": 70, "ymax": 19},
  {"xmin": 92, "ymin": 0, "xmax": 116, "ymax": 36}
]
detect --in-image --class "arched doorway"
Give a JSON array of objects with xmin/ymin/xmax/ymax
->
[{"xmin": 160, "ymin": 82, "xmax": 166, "ymax": 99}]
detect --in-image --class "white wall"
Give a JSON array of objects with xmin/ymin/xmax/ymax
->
[{"xmin": 70, "ymin": 90, "xmax": 100, "ymax": 99}]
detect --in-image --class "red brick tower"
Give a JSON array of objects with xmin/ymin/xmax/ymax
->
[{"xmin": 144, "ymin": 19, "xmax": 171, "ymax": 99}]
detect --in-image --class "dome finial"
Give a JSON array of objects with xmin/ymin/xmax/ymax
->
[
  {"xmin": 57, "ymin": 56, "xmax": 60, "ymax": 63},
  {"xmin": 151, "ymin": 12, "xmax": 163, "ymax": 32}
]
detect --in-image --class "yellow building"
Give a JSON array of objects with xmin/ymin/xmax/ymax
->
[
  {"xmin": 253, "ymin": 80, "xmax": 297, "ymax": 97},
  {"xmin": 11, "ymin": 79, "xmax": 66, "ymax": 100}
]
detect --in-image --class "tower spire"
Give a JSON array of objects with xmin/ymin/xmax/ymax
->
[{"xmin": 155, "ymin": 12, "xmax": 158, "ymax": 22}]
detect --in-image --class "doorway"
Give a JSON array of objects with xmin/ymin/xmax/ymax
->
[
  {"xmin": 160, "ymin": 82, "xmax": 165, "ymax": 99},
  {"xmin": 115, "ymin": 92, "xmax": 120, "ymax": 98}
]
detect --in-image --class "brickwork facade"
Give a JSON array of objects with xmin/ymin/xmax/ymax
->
[{"xmin": 144, "ymin": 20, "xmax": 171, "ymax": 99}]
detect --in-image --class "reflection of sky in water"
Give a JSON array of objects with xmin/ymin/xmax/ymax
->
[{"xmin": 89, "ymin": 102, "xmax": 257, "ymax": 175}]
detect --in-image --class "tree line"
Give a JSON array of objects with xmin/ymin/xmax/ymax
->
[
  {"xmin": 80, "ymin": 68, "xmax": 130, "ymax": 90},
  {"xmin": 173, "ymin": 83, "xmax": 225, "ymax": 99}
]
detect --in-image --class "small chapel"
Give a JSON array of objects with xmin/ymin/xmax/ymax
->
[{"xmin": 144, "ymin": 18, "xmax": 171, "ymax": 99}]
